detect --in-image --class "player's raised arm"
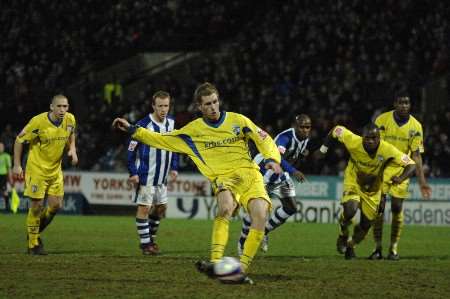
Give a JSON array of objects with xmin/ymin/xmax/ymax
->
[{"xmin": 112, "ymin": 117, "xmax": 193, "ymax": 156}]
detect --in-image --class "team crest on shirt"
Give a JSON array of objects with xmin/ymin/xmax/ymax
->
[
  {"xmin": 31, "ymin": 185, "xmax": 38, "ymax": 193},
  {"xmin": 232, "ymin": 125, "xmax": 241, "ymax": 136}
]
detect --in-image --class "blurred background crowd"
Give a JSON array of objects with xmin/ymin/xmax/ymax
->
[{"xmin": 1, "ymin": 0, "xmax": 449, "ymax": 177}]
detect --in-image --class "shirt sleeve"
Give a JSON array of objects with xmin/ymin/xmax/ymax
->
[
  {"xmin": 170, "ymin": 153, "xmax": 179, "ymax": 171},
  {"xmin": 126, "ymin": 139, "xmax": 139, "ymax": 176},
  {"xmin": 241, "ymin": 115, "xmax": 281, "ymax": 164},
  {"xmin": 280, "ymin": 158, "xmax": 297, "ymax": 175},
  {"xmin": 389, "ymin": 144, "xmax": 416, "ymax": 167},
  {"xmin": 16, "ymin": 116, "xmax": 40, "ymax": 143},
  {"xmin": 410, "ymin": 123, "xmax": 424, "ymax": 153},
  {"xmin": 275, "ymin": 133, "xmax": 290, "ymax": 155},
  {"xmin": 131, "ymin": 126, "xmax": 195, "ymax": 156},
  {"xmin": 331, "ymin": 126, "xmax": 359, "ymax": 146}
]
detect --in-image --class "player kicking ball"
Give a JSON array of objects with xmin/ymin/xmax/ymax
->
[{"xmin": 113, "ymin": 82, "xmax": 281, "ymax": 284}]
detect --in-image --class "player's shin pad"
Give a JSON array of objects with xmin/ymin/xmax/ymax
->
[
  {"xmin": 390, "ymin": 211, "xmax": 404, "ymax": 252},
  {"xmin": 27, "ymin": 208, "xmax": 41, "ymax": 248},
  {"xmin": 240, "ymin": 228, "xmax": 264, "ymax": 272},
  {"xmin": 210, "ymin": 217, "xmax": 229, "ymax": 263}
]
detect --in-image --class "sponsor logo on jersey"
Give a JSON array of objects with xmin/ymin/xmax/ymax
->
[{"xmin": 205, "ymin": 137, "xmax": 240, "ymax": 149}]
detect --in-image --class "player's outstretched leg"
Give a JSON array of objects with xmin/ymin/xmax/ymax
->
[{"xmin": 263, "ymin": 197, "xmax": 297, "ymax": 252}]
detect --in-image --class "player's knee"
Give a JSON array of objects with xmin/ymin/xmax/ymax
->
[
  {"xmin": 51, "ymin": 202, "xmax": 63, "ymax": 211},
  {"xmin": 282, "ymin": 198, "xmax": 297, "ymax": 215},
  {"xmin": 155, "ymin": 204, "xmax": 167, "ymax": 218},
  {"xmin": 138, "ymin": 205, "xmax": 151, "ymax": 215},
  {"xmin": 216, "ymin": 203, "xmax": 235, "ymax": 218},
  {"xmin": 343, "ymin": 203, "xmax": 358, "ymax": 220}
]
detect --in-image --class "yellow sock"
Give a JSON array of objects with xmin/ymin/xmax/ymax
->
[
  {"xmin": 240, "ymin": 228, "xmax": 264, "ymax": 273},
  {"xmin": 210, "ymin": 216, "xmax": 229, "ymax": 263},
  {"xmin": 372, "ymin": 214, "xmax": 384, "ymax": 249},
  {"xmin": 390, "ymin": 211, "xmax": 404, "ymax": 253},
  {"xmin": 27, "ymin": 207, "xmax": 41, "ymax": 248}
]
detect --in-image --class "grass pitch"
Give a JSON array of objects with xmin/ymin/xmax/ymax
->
[{"xmin": 1, "ymin": 214, "xmax": 449, "ymax": 298}]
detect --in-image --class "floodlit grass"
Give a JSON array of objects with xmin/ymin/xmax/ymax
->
[{"xmin": 1, "ymin": 214, "xmax": 449, "ymax": 298}]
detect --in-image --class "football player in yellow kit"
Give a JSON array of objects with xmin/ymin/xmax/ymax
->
[
  {"xmin": 319, "ymin": 124, "xmax": 416, "ymax": 259},
  {"xmin": 13, "ymin": 95, "xmax": 78, "ymax": 255},
  {"xmin": 369, "ymin": 92, "xmax": 431, "ymax": 260},
  {"xmin": 113, "ymin": 82, "xmax": 281, "ymax": 284}
]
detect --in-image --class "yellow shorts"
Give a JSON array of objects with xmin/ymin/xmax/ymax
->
[
  {"xmin": 211, "ymin": 167, "xmax": 271, "ymax": 212},
  {"xmin": 382, "ymin": 164, "xmax": 410, "ymax": 199},
  {"xmin": 24, "ymin": 170, "xmax": 64, "ymax": 199},
  {"xmin": 341, "ymin": 184, "xmax": 381, "ymax": 221}
]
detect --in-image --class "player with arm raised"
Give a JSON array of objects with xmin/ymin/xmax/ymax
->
[
  {"xmin": 13, "ymin": 95, "xmax": 78, "ymax": 255},
  {"xmin": 238, "ymin": 114, "xmax": 312, "ymax": 254},
  {"xmin": 127, "ymin": 91, "xmax": 178, "ymax": 255},
  {"xmin": 319, "ymin": 124, "xmax": 416, "ymax": 259},
  {"xmin": 113, "ymin": 82, "xmax": 281, "ymax": 284},
  {"xmin": 369, "ymin": 91, "xmax": 431, "ymax": 260}
]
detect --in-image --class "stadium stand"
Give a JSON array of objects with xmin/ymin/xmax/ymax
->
[{"xmin": 1, "ymin": 0, "xmax": 449, "ymax": 176}]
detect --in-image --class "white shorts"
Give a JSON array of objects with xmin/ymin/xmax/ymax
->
[
  {"xmin": 266, "ymin": 178, "xmax": 296, "ymax": 200},
  {"xmin": 134, "ymin": 184, "xmax": 168, "ymax": 206}
]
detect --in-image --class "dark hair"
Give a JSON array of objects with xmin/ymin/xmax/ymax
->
[
  {"xmin": 393, "ymin": 88, "xmax": 410, "ymax": 102},
  {"xmin": 362, "ymin": 123, "xmax": 380, "ymax": 135},
  {"xmin": 152, "ymin": 90, "xmax": 170, "ymax": 104},
  {"xmin": 193, "ymin": 82, "xmax": 219, "ymax": 104}
]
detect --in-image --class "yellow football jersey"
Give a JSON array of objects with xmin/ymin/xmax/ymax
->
[
  {"xmin": 132, "ymin": 111, "xmax": 281, "ymax": 181},
  {"xmin": 375, "ymin": 111, "xmax": 424, "ymax": 155},
  {"xmin": 331, "ymin": 126, "xmax": 415, "ymax": 192},
  {"xmin": 17, "ymin": 112, "xmax": 76, "ymax": 177}
]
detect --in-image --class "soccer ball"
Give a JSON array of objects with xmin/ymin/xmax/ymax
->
[{"xmin": 213, "ymin": 257, "xmax": 243, "ymax": 282}]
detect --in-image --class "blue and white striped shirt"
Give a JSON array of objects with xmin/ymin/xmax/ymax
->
[
  {"xmin": 255, "ymin": 128, "xmax": 309, "ymax": 184},
  {"xmin": 127, "ymin": 114, "xmax": 178, "ymax": 186}
]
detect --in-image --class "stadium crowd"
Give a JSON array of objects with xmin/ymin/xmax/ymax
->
[{"xmin": 1, "ymin": 0, "xmax": 449, "ymax": 176}]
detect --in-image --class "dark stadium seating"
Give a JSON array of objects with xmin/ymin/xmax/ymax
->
[{"xmin": 1, "ymin": 0, "xmax": 449, "ymax": 176}]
